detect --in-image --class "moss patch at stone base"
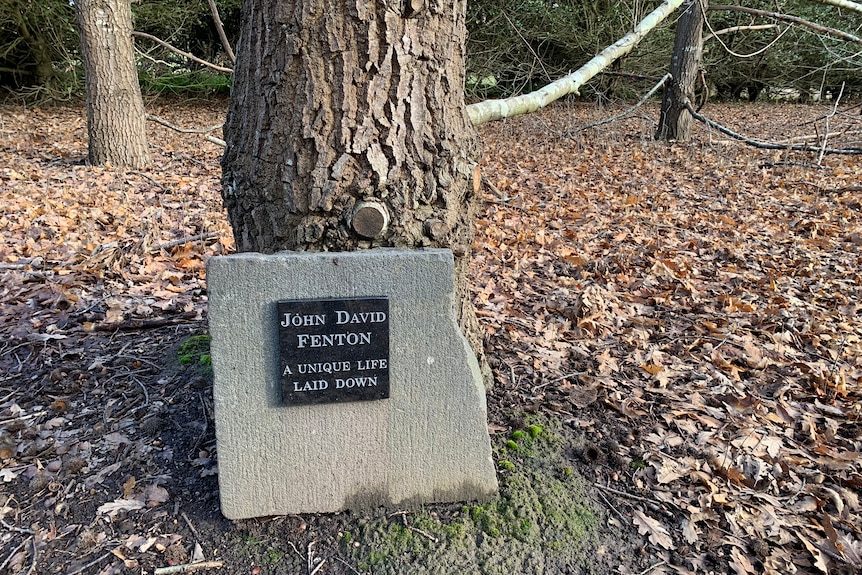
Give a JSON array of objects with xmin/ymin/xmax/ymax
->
[{"xmin": 344, "ymin": 415, "xmax": 603, "ymax": 574}]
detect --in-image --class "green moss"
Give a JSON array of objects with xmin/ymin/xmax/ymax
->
[
  {"xmin": 510, "ymin": 430, "xmax": 526, "ymax": 440},
  {"xmin": 505, "ymin": 439, "xmax": 519, "ymax": 451},
  {"xmin": 177, "ymin": 334, "xmax": 212, "ymax": 371},
  {"xmin": 346, "ymin": 415, "xmax": 600, "ymax": 574},
  {"xmin": 234, "ymin": 532, "xmax": 297, "ymax": 569},
  {"xmin": 266, "ymin": 547, "xmax": 285, "ymax": 563}
]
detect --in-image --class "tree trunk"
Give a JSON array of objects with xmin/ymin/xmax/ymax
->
[
  {"xmin": 10, "ymin": 0, "xmax": 56, "ymax": 86},
  {"xmin": 76, "ymin": 0, "xmax": 150, "ymax": 168},
  {"xmin": 221, "ymin": 0, "xmax": 491, "ymax": 383},
  {"xmin": 655, "ymin": 0, "xmax": 706, "ymax": 141}
]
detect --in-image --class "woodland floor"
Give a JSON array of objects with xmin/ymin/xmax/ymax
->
[{"xmin": 1, "ymin": 97, "xmax": 861, "ymax": 575}]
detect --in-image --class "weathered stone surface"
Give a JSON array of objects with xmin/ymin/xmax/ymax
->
[{"xmin": 207, "ymin": 248, "xmax": 498, "ymax": 519}]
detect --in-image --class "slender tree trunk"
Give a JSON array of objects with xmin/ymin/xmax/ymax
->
[
  {"xmin": 10, "ymin": 0, "xmax": 55, "ymax": 86},
  {"xmin": 221, "ymin": 0, "xmax": 491, "ymax": 384},
  {"xmin": 656, "ymin": 0, "xmax": 706, "ymax": 141},
  {"xmin": 76, "ymin": 0, "xmax": 150, "ymax": 168}
]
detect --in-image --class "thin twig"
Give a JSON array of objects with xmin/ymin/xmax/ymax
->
[
  {"xmin": 153, "ymin": 561, "xmax": 224, "ymax": 575},
  {"xmin": 566, "ymin": 73, "xmax": 671, "ymax": 135},
  {"xmin": 146, "ymin": 114, "xmax": 224, "ymax": 135},
  {"xmin": 392, "ymin": 511, "xmax": 440, "ymax": 544},
  {"xmin": 126, "ymin": 170, "xmax": 168, "ymax": 191},
  {"xmin": 639, "ymin": 561, "xmax": 668, "ymax": 574},
  {"xmin": 596, "ymin": 488, "xmax": 628, "ymax": 524},
  {"xmin": 66, "ymin": 552, "xmax": 113, "ymax": 575},
  {"xmin": 182, "ymin": 511, "xmax": 202, "ymax": 541},
  {"xmin": 0, "ymin": 538, "xmax": 29, "ymax": 572},
  {"xmin": 206, "ymin": 0, "xmax": 235, "ymax": 64},
  {"xmin": 288, "ymin": 541, "xmax": 304, "ymax": 560},
  {"xmin": 25, "ymin": 537, "xmax": 36, "ymax": 575},
  {"xmin": 818, "ymin": 82, "xmax": 844, "ymax": 166},
  {"xmin": 407, "ymin": 525, "xmax": 439, "ymax": 544},
  {"xmin": 593, "ymin": 483, "xmax": 658, "ymax": 506},
  {"xmin": 333, "ymin": 556, "xmax": 364, "ymax": 575},
  {"xmin": 133, "ymin": 32, "xmax": 233, "ymax": 73},
  {"xmin": 309, "ymin": 559, "xmax": 327, "ymax": 575},
  {"xmin": 149, "ymin": 232, "xmax": 220, "ymax": 253}
]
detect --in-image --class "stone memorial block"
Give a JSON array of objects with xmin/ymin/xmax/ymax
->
[{"xmin": 207, "ymin": 248, "xmax": 498, "ymax": 519}]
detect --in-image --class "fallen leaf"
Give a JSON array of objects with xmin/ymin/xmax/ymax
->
[
  {"xmin": 633, "ymin": 510, "xmax": 674, "ymax": 549},
  {"xmin": 97, "ymin": 498, "xmax": 145, "ymax": 517}
]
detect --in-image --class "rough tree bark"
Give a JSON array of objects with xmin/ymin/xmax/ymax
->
[
  {"xmin": 656, "ymin": 0, "xmax": 706, "ymax": 141},
  {"xmin": 76, "ymin": 0, "xmax": 150, "ymax": 168},
  {"xmin": 221, "ymin": 0, "xmax": 491, "ymax": 382}
]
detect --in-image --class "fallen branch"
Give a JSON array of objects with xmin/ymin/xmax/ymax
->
[
  {"xmin": 709, "ymin": 5, "xmax": 862, "ymax": 46},
  {"xmin": 153, "ymin": 561, "xmax": 224, "ymax": 575},
  {"xmin": 392, "ymin": 511, "xmax": 440, "ymax": 544},
  {"xmin": 807, "ymin": 0, "xmax": 862, "ymax": 16},
  {"xmin": 332, "ymin": 556, "xmax": 363, "ymax": 575},
  {"xmin": 566, "ymin": 73, "xmax": 671, "ymax": 135},
  {"xmin": 181, "ymin": 511, "xmax": 203, "ymax": 541},
  {"xmin": 146, "ymin": 114, "xmax": 223, "ymax": 135},
  {"xmin": 684, "ymin": 101, "xmax": 862, "ymax": 155},
  {"xmin": 595, "ymin": 488, "xmax": 628, "ymax": 524}
]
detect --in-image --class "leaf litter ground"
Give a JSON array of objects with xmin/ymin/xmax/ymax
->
[{"xmin": 0, "ymin": 99, "xmax": 860, "ymax": 575}]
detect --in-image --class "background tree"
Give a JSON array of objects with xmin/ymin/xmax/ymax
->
[
  {"xmin": 656, "ymin": 0, "xmax": 706, "ymax": 141},
  {"xmin": 0, "ymin": 0, "xmax": 77, "ymax": 95},
  {"xmin": 704, "ymin": 2, "xmax": 862, "ymax": 101},
  {"xmin": 76, "ymin": 0, "xmax": 150, "ymax": 167}
]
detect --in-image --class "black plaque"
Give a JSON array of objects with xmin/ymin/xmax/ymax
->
[{"xmin": 278, "ymin": 297, "xmax": 390, "ymax": 406}]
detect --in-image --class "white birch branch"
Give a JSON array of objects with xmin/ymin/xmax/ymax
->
[
  {"xmin": 466, "ymin": 0, "xmax": 685, "ymax": 126},
  {"xmin": 806, "ymin": 0, "xmax": 862, "ymax": 15}
]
